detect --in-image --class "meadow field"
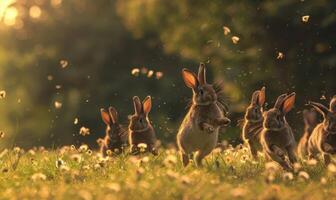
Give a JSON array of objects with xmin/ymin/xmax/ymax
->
[{"xmin": 1, "ymin": 144, "xmax": 336, "ymax": 200}]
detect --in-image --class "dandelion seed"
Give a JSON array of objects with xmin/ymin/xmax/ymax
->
[
  {"xmin": 266, "ymin": 173, "xmax": 275, "ymax": 183},
  {"xmin": 277, "ymin": 52, "xmax": 284, "ymax": 59},
  {"xmin": 155, "ymin": 71, "xmax": 163, "ymax": 79},
  {"xmin": 225, "ymin": 156, "xmax": 232, "ymax": 164},
  {"xmin": 223, "ymin": 26, "xmax": 231, "ymax": 35},
  {"xmin": 73, "ymin": 117, "xmax": 79, "ymax": 125},
  {"xmin": 86, "ymin": 149, "xmax": 92, "ymax": 156},
  {"xmin": 302, "ymin": 15, "xmax": 310, "ymax": 23},
  {"xmin": 137, "ymin": 143, "xmax": 147, "ymax": 153},
  {"xmin": 141, "ymin": 156, "xmax": 150, "ymax": 163},
  {"xmin": 298, "ymin": 171, "xmax": 310, "ymax": 181},
  {"xmin": 70, "ymin": 145, "xmax": 76, "ymax": 151},
  {"xmin": 55, "ymin": 158, "xmax": 64, "ymax": 168},
  {"xmin": 29, "ymin": 6, "xmax": 42, "ymax": 19},
  {"xmin": 13, "ymin": 147, "xmax": 21, "ymax": 154},
  {"xmin": 60, "ymin": 60, "xmax": 68, "ymax": 68},
  {"xmin": 96, "ymin": 138, "xmax": 104, "ymax": 147},
  {"xmin": 0, "ymin": 90, "xmax": 6, "ymax": 99},
  {"xmin": 79, "ymin": 144, "xmax": 88, "ymax": 153},
  {"xmin": 54, "ymin": 101, "xmax": 62, "ymax": 109},
  {"xmin": 131, "ymin": 68, "xmax": 140, "ymax": 76},
  {"xmin": 113, "ymin": 148, "xmax": 120, "ymax": 153},
  {"xmin": 47, "ymin": 75, "xmax": 53, "ymax": 81},
  {"xmin": 327, "ymin": 163, "xmax": 336, "ymax": 174},
  {"xmin": 164, "ymin": 155, "xmax": 178, "ymax": 166},
  {"xmin": 147, "ymin": 70, "xmax": 154, "ymax": 78},
  {"xmin": 265, "ymin": 162, "xmax": 280, "ymax": 172},
  {"xmin": 28, "ymin": 149, "xmax": 36, "ymax": 156},
  {"xmin": 79, "ymin": 127, "xmax": 90, "ymax": 136},
  {"xmin": 55, "ymin": 85, "xmax": 62, "ymax": 89},
  {"xmin": 241, "ymin": 155, "xmax": 249, "ymax": 163},
  {"xmin": 320, "ymin": 95, "xmax": 327, "ymax": 100},
  {"xmin": 107, "ymin": 183, "xmax": 121, "ymax": 192},
  {"xmin": 231, "ymin": 36, "xmax": 240, "ymax": 44},
  {"xmin": 283, "ymin": 172, "xmax": 294, "ymax": 181},
  {"xmin": 0, "ymin": 131, "xmax": 5, "ymax": 138},
  {"xmin": 83, "ymin": 165, "xmax": 90, "ymax": 170},
  {"xmin": 70, "ymin": 154, "xmax": 82, "ymax": 163},
  {"xmin": 31, "ymin": 173, "xmax": 47, "ymax": 181},
  {"xmin": 320, "ymin": 177, "xmax": 327, "ymax": 185},
  {"xmin": 306, "ymin": 159, "xmax": 318, "ymax": 166},
  {"xmin": 293, "ymin": 162, "xmax": 302, "ymax": 173}
]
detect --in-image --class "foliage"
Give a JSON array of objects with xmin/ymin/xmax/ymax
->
[{"xmin": 0, "ymin": 146, "xmax": 336, "ymax": 199}]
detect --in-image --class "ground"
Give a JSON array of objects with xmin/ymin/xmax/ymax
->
[{"xmin": 0, "ymin": 145, "xmax": 336, "ymax": 200}]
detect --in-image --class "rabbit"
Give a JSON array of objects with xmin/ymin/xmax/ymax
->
[
  {"xmin": 100, "ymin": 106, "xmax": 128, "ymax": 157},
  {"xmin": 297, "ymin": 109, "xmax": 318, "ymax": 160},
  {"xmin": 307, "ymin": 96, "xmax": 336, "ymax": 165},
  {"xmin": 242, "ymin": 86, "xmax": 266, "ymax": 159},
  {"xmin": 176, "ymin": 63, "xmax": 231, "ymax": 167},
  {"xmin": 128, "ymin": 96, "xmax": 157, "ymax": 155},
  {"xmin": 260, "ymin": 93, "xmax": 297, "ymax": 170}
]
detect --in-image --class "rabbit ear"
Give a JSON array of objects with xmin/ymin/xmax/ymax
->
[
  {"xmin": 108, "ymin": 106, "xmax": 118, "ymax": 124},
  {"xmin": 258, "ymin": 86, "xmax": 266, "ymax": 106},
  {"xmin": 309, "ymin": 101, "xmax": 329, "ymax": 117},
  {"xmin": 133, "ymin": 96, "xmax": 142, "ymax": 115},
  {"xmin": 274, "ymin": 93, "xmax": 288, "ymax": 109},
  {"xmin": 198, "ymin": 63, "xmax": 207, "ymax": 85},
  {"xmin": 329, "ymin": 96, "xmax": 336, "ymax": 113},
  {"xmin": 100, "ymin": 108, "xmax": 111, "ymax": 125},
  {"xmin": 281, "ymin": 92, "xmax": 296, "ymax": 114},
  {"xmin": 143, "ymin": 96, "xmax": 152, "ymax": 115},
  {"xmin": 250, "ymin": 91, "xmax": 260, "ymax": 106},
  {"xmin": 182, "ymin": 69, "xmax": 198, "ymax": 89}
]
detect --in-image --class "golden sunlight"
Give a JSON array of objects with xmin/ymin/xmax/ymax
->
[
  {"xmin": 29, "ymin": 5, "xmax": 42, "ymax": 19},
  {"xmin": 0, "ymin": 0, "xmax": 16, "ymax": 22}
]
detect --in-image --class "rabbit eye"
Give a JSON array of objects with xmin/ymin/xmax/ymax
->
[
  {"xmin": 199, "ymin": 89, "xmax": 204, "ymax": 95},
  {"xmin": 139, "ymin": 118, "xmax": 143, "ymax": 123}
]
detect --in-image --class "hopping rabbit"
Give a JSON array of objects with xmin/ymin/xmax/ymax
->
[
  {"xmin": 242, "ymin": 87, "xmax": 266, "ymax": 159},
  {"xmin": 100, "ymin": 106, "xmax": 127, "ymax": 157},
  {"xmin": 177, "ymin": 63, "xmax": 231, "ymax": 167},
  {"xmin": 260, "ymin": 93, "xmax": 297, "ymax": 170},
  {"xmin": 307, "ymin": 96, "xmax": 336, "ymax": 165},
  {"xmin": 297, "ymin": 109, "xmax": 318, "ymax": 160},
  {"xmin": 128, "ymin": 96, "xmax": 157, "ymax": 155}
]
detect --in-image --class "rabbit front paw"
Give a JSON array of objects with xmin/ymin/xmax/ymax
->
[{"xmin": 202, "ymin": 123, "xmax": 215, "ymax": 133}]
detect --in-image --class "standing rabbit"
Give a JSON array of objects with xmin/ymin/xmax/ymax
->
[
  {"xmin": 128, "ymin": 96, "xmax": 157, "ymax": 155},
  {"xmin": 242, "ymin": 87, "xmax": 266, "ymax": 159},
  {"xmin": 297, "ymin": 109, "xmax": 318, "ymax": 160},
  {"xmin": 100, "ymin": 106, "xmax": 128, "ymax": 157},
  {"xmin": 307, "ymin": 96, "xmax": 336, "ymax": 165},
  {"xmin": 260, "ymin": 93, "xmax": 297, "ymax": 170},
  {"xmin": 177, "ymin": 63, "xmax": 231, "ymax": 167}
]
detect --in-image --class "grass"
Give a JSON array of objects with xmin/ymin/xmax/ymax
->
[{"xmin": 0, "ymin": 145, "xmax": 336, "ymax": 200}]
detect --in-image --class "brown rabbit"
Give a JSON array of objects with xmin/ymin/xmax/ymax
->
[
  {"xmin": 260, "ymin": 93, "xmax": 297, "ymax": 170},
  {"xmin": 177, "ymin": 63, "xmax": 231, "ymax": 167},
  {"xmin": 100, "ymin": 106, "xmax": 128, "ymax": 157},
  {"xmin": 307, "ymin": 96, "xmax": 336, "ymax": 165},
  {"xmin": 242, "ymin": 87, "xmax": 266, "ymax": 159},
  {"xmin": 128, "ymin": 96, "xmax": 157, "ymax": 155},
  {"xmin": 297, "ymin": 109, "xmax": 318, "ymax": 160}
]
